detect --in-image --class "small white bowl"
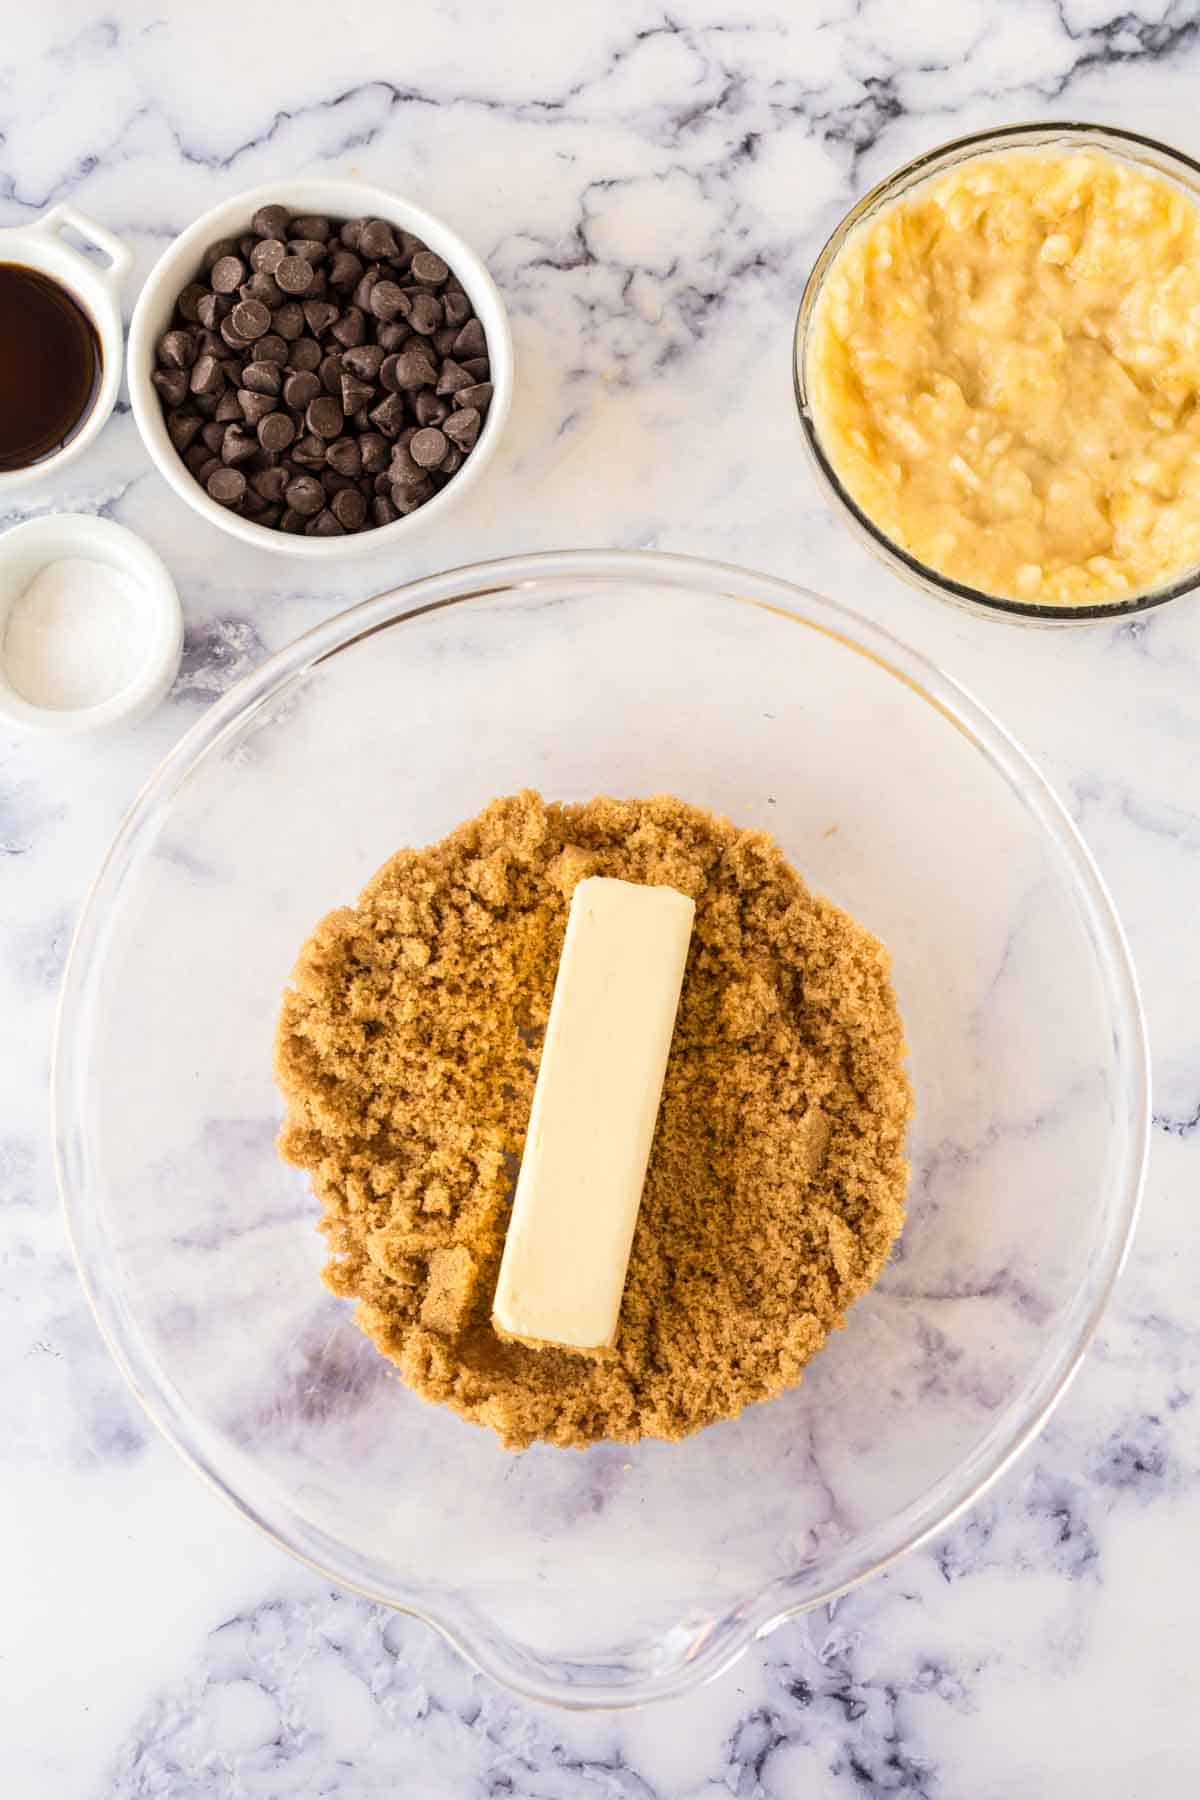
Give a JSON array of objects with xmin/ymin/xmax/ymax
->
[
  {"xmin": 0, "ymin": 206, "xmax": 132, "ymax": 492},
  {"xmin": 0, "ymin": 515, "xmax": 183, "ymax": 735},
  {"xmin": 127, "ymin": 179, "xmax": 513, "ymax": 559}
]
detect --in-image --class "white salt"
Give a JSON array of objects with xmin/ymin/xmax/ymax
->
[{"xmin": 2, "ymin": 556, "xmax": 144, "ymax": 710}]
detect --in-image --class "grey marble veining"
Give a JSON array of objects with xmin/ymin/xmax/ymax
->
[{"xmin": 2, "ymin": 1, "xmax": 1199, "ymax": 1794}]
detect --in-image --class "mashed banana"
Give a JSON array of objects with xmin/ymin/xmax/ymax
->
[{"xmin": 808, "ymin": 148, "xmax": 1200, "ymax": 606}]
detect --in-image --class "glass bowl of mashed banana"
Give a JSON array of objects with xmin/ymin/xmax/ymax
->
[{"xmin": 795, "ymin": 122, "xmax": 1200, "ymax": 621}]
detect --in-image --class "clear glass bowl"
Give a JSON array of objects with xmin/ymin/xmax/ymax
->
[
  {"xmin": 794, "ymin": 122, "xmax": 1200, "ymax": 624},
  {"xmin": 55, "ymin": 551, "xmax": 1148, "ymax": 1707}
]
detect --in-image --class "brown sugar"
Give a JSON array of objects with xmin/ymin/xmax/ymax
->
[{"xmin": 274, "ymin": 792, "xmax": 912, "ymax": 1450}]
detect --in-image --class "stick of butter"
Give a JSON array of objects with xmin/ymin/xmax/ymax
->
[{"xmin": 492, "ymin": 875, "xmax": 696, "ymax": 1354}]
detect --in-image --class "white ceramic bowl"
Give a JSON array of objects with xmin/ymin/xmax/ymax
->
[
  {"xmin": 127, "ymin": 179, "xmax": 513, "ymax": 559},
  {"xmin": 0, "ymin": 206, "xmax": 132, "ymax": 491},
  {"xmin": 0, "ymin": 515, "xmax": 182, "ymax": 734}
]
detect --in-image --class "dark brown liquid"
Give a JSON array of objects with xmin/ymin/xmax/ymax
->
[{"xmin": 0, "ymin": 264, "xmax": 101, "ymax": 471}]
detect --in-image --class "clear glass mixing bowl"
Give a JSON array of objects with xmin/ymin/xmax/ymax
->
[
  {"xmin": 55, "ymin": 551, "xmax": 1148, "ymax": 1708},
  {"xmin": 793, "ymin": 122, "xmax": 1200, "ymax": 624}
]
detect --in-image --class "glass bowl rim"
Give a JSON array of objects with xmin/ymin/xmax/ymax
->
[
  {"xmin": 793, "ymin": 120, "xmax": 1200, "ymax": 625},
  {"xmin": 53, "ymin": 547, "xmax": 1151, "ymax": 1708}
]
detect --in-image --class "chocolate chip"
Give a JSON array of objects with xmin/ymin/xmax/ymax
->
[
  {"xmin": 391, "ymin": 231, "xmax": 420, "ymax": 274},
  {"xmin": 393, "ymin": 476, "xmax": 436, "ymax": 513},
  {"xmin": 246, "ymin": 270, "xmax": 283, "ymax": 307},
  {"xmin": 317, "ymin": 352, "xmax": 343, "ymax": 397},
  {"xmin": 177, "ymin": 283, "xmax": 207, "ymax": 323},
  {"xmin": 252, "ymin": 204, "xmax": 291, "ymax": 239},
  {"xmin": 258, "ymin": 412, "xmax": 296, "ymax": 453},
  {"xmin": 435, "ymin": 358, "xmax": 474, "ymax": 397},
  {"xmin": 330, "ymin": 306, "xmax": 366, "ymax": 349},
  {"xmin": 408, "ymin": 293, "xmax": 442, "ymax": 335},
  {"xmin": 257, "ymin": 333, "xmax": 290, "ymax": 366},
  {"xmin": 284, "ymin": 369, "xmax": 323, "ymax": 411},
  {"xmin": 195, "ymin": 292, "xmax": 226, "ymax": 331},
  {"xmin": 438, "ymin": 443, "xmax": 465, "ymax": 476},
  {"xmin": 443, "ymin": 407, "xmax": 481, "ymax": 450},
  {"xmin": 184, "ymin": 443, "xmax": 211, "ymax": 474},
  {"xmin": 306, "ymin": 396, "xmax": 344, "ymax": 439},
  {"xmin": 368, "ymin": 392, "xmax": 407, "ymax": 437},
  {"xmin": 192, "ymin": 393, "xmax": 219, "ymax": 419},
  {"xmin": 359, "ymin": 219, "xmax": 399, "ymax": 258},
  {"xmin": 328, "ymin": 249, "xmax": 363, "ymax": 290},
  {"xmin": 152, "ymin": 368, "xmax": 190, "ymax": 408},
  {"xmin": 289, "ymin": 238, "xmax": 328, "ymax": 268},
  {"xmin": 306, "ymin": 507, "xmax": 344, "ymax": 536},
  {"xmin": 207, "ymin": 466, "xmax": 246, "ymax": 507},
  {"xmin": 202, "ymin": 237, "xmax": 239, "ymax": 272},
  {"xmin": 194, "ymin": 455, "xmax": 223, "ymax": 484},
  {"xmin": 211, "ymin": 255, "xmax": 246, "ymax": 294},
  {"xmin": 457, "ymin": 382, "xmax": 493, "ymax": 412},
  {"xmin": 252, "ymin": 465, "xmax": 290, "ymax": 501},
  {"xmin": 274, "ymin": 302, "xmax": 305, "ymax": 341},
  {"xmin": 219, "ymin": 315, "xmax": 254, "ymax": 352},
  {"xmin": 276, "ymin": 255, "xmax": 315, "ymax": 296},
  {"xmin": 158, "ymin": 328, "xmax": 197, "ymax": 369},
  {"xmin": 303, "ymin": 299, "xmax": 339, "ymax": 337},
  {"xmin": 414, "ymin": 391, "xmax": 448, "ymax": 426},
  {"xmin": 167, "ymin": 412, "xmax": 203, "ymax": 451},
  {"xmin": 297, "ymin": 213, "xmax": 336, "ymax": 242},
  {"xmin": 251, "ymin": 237, "xmax": 287, "ymax": 273},
  {"xmin": 442, "ymin": 290, "xmax": 471, "ymax": 328},
  {"xmin": 238, "ymin": 388, "xmax": 276, "ymax": 425},
  {"xmin": 286, "ymin": 338, "xmax": 322, "ymax": 373},
  {"xmin": 369, "ymin": 280, "xmax": 410, "ymax": 322},
  {"xmin": 285, "ymin": 473, "xmax": 325, "ymax": 515},
  {"xmin": 325, "ymin": 435, "xmax": 362, "ymax": 478},
  {"xmin": 372, "ymin": 494, "xmax": 399, "ymax": 526},
  {"xmin": 238, "ymin": 361, "xmax": 279, "ymax": 398},
  {"xmin": 189, "ymin": 353, "xmax": 224, "ymax": 396},
  {"xmin": 201, "ymin": 420, "xmax": 227, "ymax": 453},
  {"xmin": 292, "ymin": 434, "xmax": 327, "ymax": 469},
  {"xmin": 215, "ymin": 389, "xmax": 243, "ymax": 422},
  {"xmin": 331, "ymin": 486, "xmax": 367, "ymax": 530},
  {"xmin": 341, "ymin": 343, "xmax": 385, "ymax": 382},
  {"xmin": 352, "ymin": 269, "xmax": 380, "ymax": 313},
  {"xmin": 340, "ymin": 373, "xmax": 375, "ymax": 417},
  {"xmin": 339, "ymin": 218, "xmax": 363, "ymax": 250},
  {"xmin": 461, "ymin": 357, "xmax": 490, "ymax": 380},
  {"xmin": 222, "ymin": 425, "xmax": 257, "ymax": 466},
  {"xmin": 358, "ymin": 431, "xmax": 389, "ymax": 473},
  {"xmin": 409, "ymin": 427, "xmax": 448, "ymax": 469},
  {"xmin": 282, "ymin": 369, "xmax": 320, "ymax": 410},
  {"xmin": 452, "ymin": 317, "xmax": 487, "ymax": 358},
  {"xmin": 375, "ymin": 321, "xmax": 409, "ymax": 352},
  {"xmin": 385, "ymin": 349, "xmax": 438, "ymax": 392},
  {"xmin": 231, "ymin": 298, "xmax": 271, "ymax": 340},
  {"xmin": 389, "ymin": 444, "xmax": 425, "ymax": 490},
  {"xmin": 410, "ymin": 249, "xmax": 449, "ymax": 288}
]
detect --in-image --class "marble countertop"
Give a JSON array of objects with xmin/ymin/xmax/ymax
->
[{"xmin": 4, "ymin": 1, "xmax": 1199, "ymax": 1793}]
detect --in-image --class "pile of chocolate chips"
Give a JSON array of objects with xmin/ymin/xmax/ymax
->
[{"xmin": 151, "ymin": 205, "xmax": 493, "ymax": 537}]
